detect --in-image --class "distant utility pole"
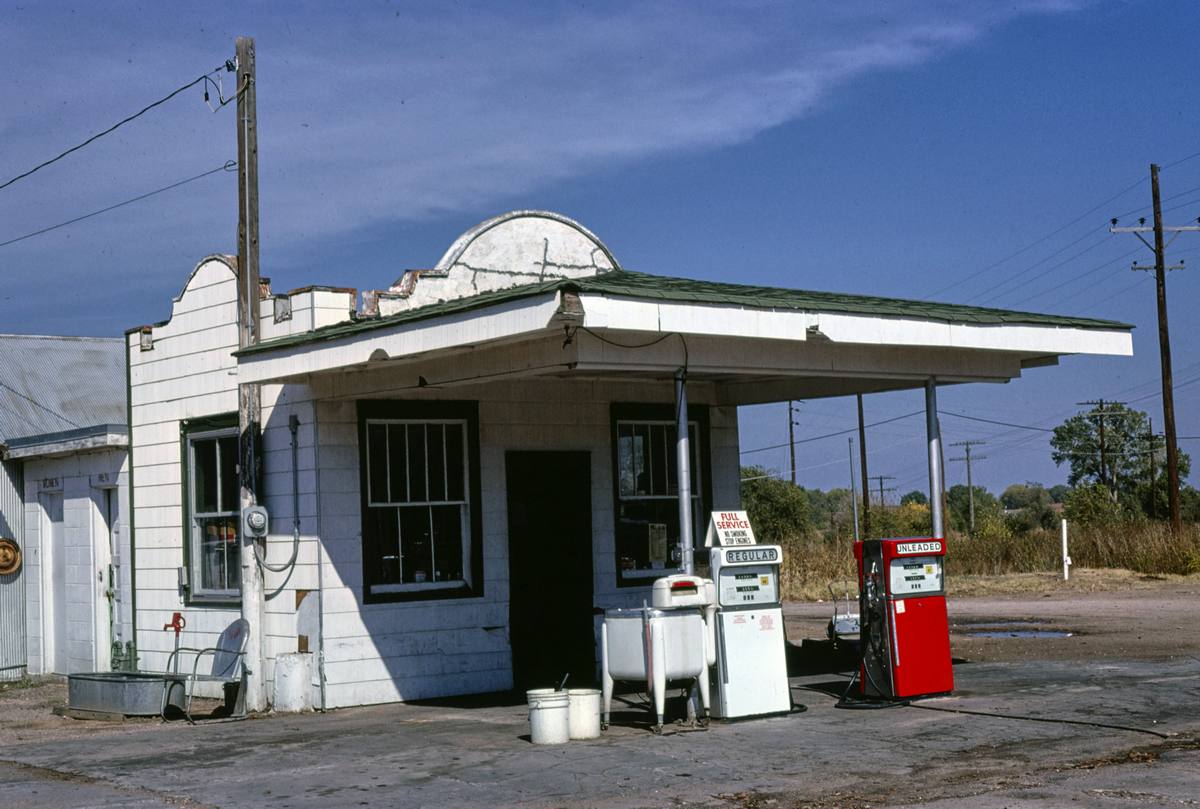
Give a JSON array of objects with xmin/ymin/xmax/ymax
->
[
  {"xmin": 1145, "ymin": 418, "xmax": 1161, "ymax": 520},
  {"xmin": 869, "ymin": 475, "xmax": 896, "ymax": 509},
  {"xmin": 1075, "ymin": 399, "xmax": 1127, "ymax": 494},
  {"xmin": 787, "ymin": 401, "xmax": 802, "ymax": 486},
  {"xmin": 950, "ymin": 440, "xmax": 987, "ymax": 535},
  {"xmin": 857, "ymin": 394, "xmax": 871, "ymax": 537},
  {"xmin": 1110, "ymin": 163, "xmax": 1198, "ymax": 534}
]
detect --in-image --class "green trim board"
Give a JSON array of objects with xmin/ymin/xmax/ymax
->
[{"xmin": 236, "ymin": 269, "xmax": 1133, "ymax": 358}]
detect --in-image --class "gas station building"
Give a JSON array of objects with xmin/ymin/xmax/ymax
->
[{"xmin": 124, "ymin": 210, "xmax": 1133, "ymax": 709}]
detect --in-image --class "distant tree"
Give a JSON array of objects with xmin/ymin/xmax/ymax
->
[
  {"xmin": 740, "ymin": 467, "xmax": 811, "ymax": 542},
  {"xmin": 945, "ymin": 484, "xmax": 999, "ymax": 534},
  {"xmin": 900, "ymin": 490, "xmax": 928, "ymax": 506},
  {"xmin": 1049, "ymin": 484, "xmax": 1071, "ymax": 503},
  {"xmin": 1050, "ymin": 404, "xmax": 1190, "ymax": 514},
  {"xmin": 1063, "ymin": 482, "xmax": 1127, "ymax": 526},
  {"xmin": 1000, "ymin": 482, "xmax": 1057, "ymax": 531}
]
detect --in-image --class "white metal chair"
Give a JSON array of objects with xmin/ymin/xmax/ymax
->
[{"xmin": 160, "ymin": 618, "xmax": 250, "ymax": 723}]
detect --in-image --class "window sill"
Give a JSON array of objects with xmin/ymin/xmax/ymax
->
[{"xmin": 363, "ymin": 581, "xmax": 480, "ymax": 604}]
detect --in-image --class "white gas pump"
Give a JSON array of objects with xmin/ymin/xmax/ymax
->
[{"xmin": 708, "ymin": 544, "xmax": 791, "ymax": 718}]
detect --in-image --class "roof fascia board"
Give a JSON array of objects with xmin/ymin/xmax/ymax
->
[
  {"xmin": 579, "ymin": 293, "xmax": 1132, "ymax": 356},
  {"xmin": 813, "ymin": 312, "xmax": 1133, "ymax": 356},
  {"xmin": 579, "ymin": 294, "xmax": 811, "ymax": 341},
  {"xmin": 237, "ymin": 292, "xmax": 565, "ymax": 384},
  {"xmin": 5, "ymin": 430, "xmax": 128, "ymax": 460}
]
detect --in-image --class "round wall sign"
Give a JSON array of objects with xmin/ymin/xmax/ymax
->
[{"xmin": 0, "ymin": 538, "xmax": 21, "ymax": 575}]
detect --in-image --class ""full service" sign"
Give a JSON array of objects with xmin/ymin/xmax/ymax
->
[{"xmin": 704, "ymin": 511, "xmax": 757, "ymax": 546}]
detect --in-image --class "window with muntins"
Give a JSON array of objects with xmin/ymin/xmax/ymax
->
[
  {"xmin": 358, "ymin": 401, "xmax": 482, "ymax": 602},
  {"xmin": 185, "ymin": 423, "xmax": 241, "ymax": 601},
  {"xmin": 611, "ymin": 404, "xmax": 710, "ymax": 584}
]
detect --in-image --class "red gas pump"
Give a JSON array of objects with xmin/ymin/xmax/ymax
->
[{"xmin": 854, "ymin": 538, "xmax": 953, "ymax": 700}]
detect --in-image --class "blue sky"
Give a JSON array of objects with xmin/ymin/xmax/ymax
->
[{"xmin": 2, "ymin": 0, "xmax": 1198, "ymax": 495}]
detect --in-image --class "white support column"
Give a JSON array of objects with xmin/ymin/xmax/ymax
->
[
  {"xmin": 926, "ymin": 378, "xmax": 945, "ymax": 538},
  {"xmin": 675, "ymin": 369, "xmax": 694, "ymax": 575}
]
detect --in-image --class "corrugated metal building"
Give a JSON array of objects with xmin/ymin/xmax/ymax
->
[{"xmin": 0, "ymin": 335, "xmax": 130, "ymax": 678}]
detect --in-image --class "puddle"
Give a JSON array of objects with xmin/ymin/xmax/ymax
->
[
  {"xmin": 965, "ymin": 630, "xmax": 1074, "ymax": 639},
  {"xmin": 954, "ymin": 621, "xmax": 1075, "ymax": 639}
]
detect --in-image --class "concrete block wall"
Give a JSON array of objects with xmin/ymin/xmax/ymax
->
[
  {"xmin": 21, "ymin": 449, "xmax": 126, "ymax": 675},
  {"xmin": 305, "ymin": 364, "xmax": 740, "ymax": 708}
]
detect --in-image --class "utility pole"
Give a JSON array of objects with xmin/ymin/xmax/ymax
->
[
  {"xmin": 1145, "ymin": 418, "xmax": 1160, "ymax": 520},
  {"xmin": 788, "ymin": 401, "xmax": 802, "ymax": 486},
  {"xmin": 1076, "ymin": 399, "xmax": 1130, "ymax": 498},
  {"xmin": 857, "ymin": 394, "xmax": 870, "ymax": 537},
  {"xmin": 1110, "ymin": 164, "xmax": 1198, "ymax": 533},
  {"xmin": 869, "ymin": 475, "xmax": 896, "ymax": 509},
  {"xmin": 235, "ymin": 35, "xmax": 266, "ymax": 713},
  {"xmin": 949, "ymin": 441, "xmax": 987, "ymax": 535}
]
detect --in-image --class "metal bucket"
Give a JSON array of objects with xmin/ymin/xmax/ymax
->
[{"xmin": 68, "ymin": 672, "xmax": 184, "ymax": 716}]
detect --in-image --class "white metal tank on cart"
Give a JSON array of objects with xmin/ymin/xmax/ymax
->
[
  {"xmin": 709, "ymin": 544, "xmax": 791, "ymax": 719},
  {"xmin": 600, "ymin": 575, "xmax": 716, "ymax": 732}
]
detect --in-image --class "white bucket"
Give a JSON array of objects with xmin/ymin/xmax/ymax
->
[
  {"xmin": 567, "ymin": 688, "xmax": 601, "ymax": 739},
  {"xmin": 526, "ymin": 688, "xmax": 570, "ymax": 744},
  {"xmin": 273, "ymin": 652, "xmax": 314, "ymax": 713}
]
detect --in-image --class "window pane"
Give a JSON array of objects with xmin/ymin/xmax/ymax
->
[
  {"xmin": 368, "ymin": 506, "xmax": 400, "ymax": 585},
  {"xmin": 616, "ymin": 500, "xmax": 680, "ymax": 576},
  {"xmin": 617, "ymin": 425, "xmax": 635, "ymax": 497},
  {"xmin": 387, "ymin": 424, "xmax": 408, "ymax": 503},
  {"xmin": 196, "ymin": 515, "xmax": 239, "ymax": 592},
  {"xmin": 407, "ymin": 425, "xmax": 427, "ymax": 502},
  {"xmin": 193, "ymin": 439, "xmax": 218, "ymax": 514},
  {"xmin": 655, "ymin": 424, "xmax": 673, "ymax": 496},
  {"xmin": 431, "ymin": 504, "xmax": 464, "ymax": 582},
  {"xmin": 367, "ymin": 423, "xmax": 388, "ymax": 504},
  {"xmin": 427, "ymin": 424, "xmax": 446, "ymax": 502},
  {"xmin": 218, "ymin": 435, "xmax": 239, "ymax": 512},
  {"xmin": 445, "ymin": 424, "xmax": 465, "ymax": 501},
  {"xmin": 399, "ymin": 506, "xmax": 432, "ymax": 583}
]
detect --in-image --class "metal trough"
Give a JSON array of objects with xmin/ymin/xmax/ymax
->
[{"xmin": 68, "ymin": 672, "xmax": 184, "ymax": 716}]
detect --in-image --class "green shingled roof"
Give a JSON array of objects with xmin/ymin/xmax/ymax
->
[{"xmin": 237, "ymin": 269, "xmax": 1132, "ymax": 357}]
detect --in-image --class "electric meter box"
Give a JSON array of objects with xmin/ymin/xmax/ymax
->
[
  {"xmin": 708, "ymin": 544, "xmax": 791, "ymax": 719},
  {"xmin": 854, "ymin": 537, "xmax": 953, "ymax": 700}
]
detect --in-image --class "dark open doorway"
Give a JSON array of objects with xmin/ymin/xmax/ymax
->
[{"xmin": 505, "ymin": 451, "xmax": 594, "ymax": 691}]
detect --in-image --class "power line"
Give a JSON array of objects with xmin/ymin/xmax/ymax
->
[
  {"xmin": 924, "ymin": 175, "xmax": 1146, "ymax": 299},
  {"xmin": 0, "ymin": 380, "xmax": 80, "ymax": 429},
  {"xmin": 0, "ymin": 161, "xmax": 236, "ymax": 249},
  {"xmin": 0, "ymin": 62, "xmax": 235, "ymax": 193},
  {"xmin": 940, "ymin": 410, "xmax": 1054, "ymax": 433},
  {"xmin": 739, "ymin": 410, "xmax": 923, "ymax": 455}
]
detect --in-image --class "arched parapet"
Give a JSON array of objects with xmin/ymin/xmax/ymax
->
[{"xmin": 379, "ymin": 211, "xmax": 621, "ymax": 315}]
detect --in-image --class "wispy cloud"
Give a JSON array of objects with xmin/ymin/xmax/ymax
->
[{"xmin": 0, "ymin": 0, "xmax": 1084, "ymax": 329}]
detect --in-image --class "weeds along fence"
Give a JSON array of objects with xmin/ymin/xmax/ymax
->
[{"xmin": 775, "ymin": 522, "xmax": 1200, "ymax": 601}]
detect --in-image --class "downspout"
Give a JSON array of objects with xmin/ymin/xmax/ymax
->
[
  {"xmin": 311, "ymin": 407, "xmax": 328, "ymax": 711},
  {"xmin": 675, "ymin": 369, "xmax": 694, "ymax": 575},
  {"xmin": 124, "ymin": 332, "xmax": 138, "ymax": 667}
]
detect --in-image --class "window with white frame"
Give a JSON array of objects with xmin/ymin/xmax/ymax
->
[
  {"xmin": 185, "ymin": 421, "xmax": 241, "ymax": 601},
  {"xmin": 359, "ymin": 401, "xmax": 481, "ymax": 602},
  {"xmin": 612, "ymin": 405, "xmax": 709, "ymax": 584}
]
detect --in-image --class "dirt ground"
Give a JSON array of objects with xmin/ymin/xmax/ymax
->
[{"xmin": 0, "ymin": 570, "xmax": 1197, "ymax": 808}]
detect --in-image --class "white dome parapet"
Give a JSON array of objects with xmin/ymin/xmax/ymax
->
[{"xmin": 379, "ymin": 210, "xmax": 621, "ymax": 315}]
